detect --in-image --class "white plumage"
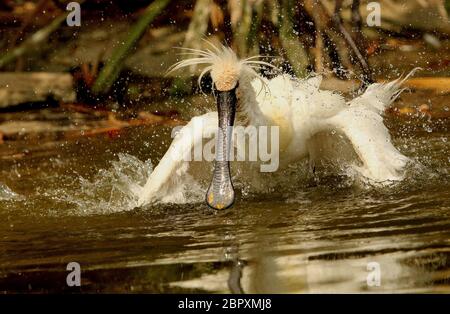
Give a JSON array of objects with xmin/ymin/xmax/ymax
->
[{"xmin": 138, "ymin": 43, "xmax": 415, "ymax": 206}]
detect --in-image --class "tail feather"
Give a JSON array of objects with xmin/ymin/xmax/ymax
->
[
  {"xmin": 326, "ymin": 69, "xmax": 420, "ymax": 182},
  {"xmin": 349, "ymin": 68, "xmax": 421, "ymax": 113}
]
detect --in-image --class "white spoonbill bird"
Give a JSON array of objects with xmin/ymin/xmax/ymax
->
[{"xmin": 138, "ymin": 43, "xmax": 414, "ymax": 209}]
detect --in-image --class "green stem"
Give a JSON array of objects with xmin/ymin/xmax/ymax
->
[
  {"xmin": 0, "ymin": 14, "xmax": 67, "ymax": 69},
  {"xmin": 92, "ymin": 0, "xmax": 171, "ymax": 95},
  {"xmin": 234, "ymin": 0, "xmax": 252, "ymax": 57},
  {"xmin": 233, "ymin": 0, "xmax": 264, "ymax": 57},
  {"xmin": 279, "ymin": 0, "xmax": 310, "ymax": 78},
  {"xmin": 246, "ymin": 0, "xmax": 264, "ymax": 56}
]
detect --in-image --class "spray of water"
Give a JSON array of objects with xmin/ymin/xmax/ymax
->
[
  {"xmin": 50, "ymin": 154, "xmax": 152, "ymax": 215},
  {"xmin": 0, "ymin": 182, "xmax": 22, "ymax": 201},
  {"xmin": 40, "ymin": 134, "xmax": 445, "ymax": 216},
  {"xmin": 49, "ymin": 153, "xmax": 206, "ymax": 215}
]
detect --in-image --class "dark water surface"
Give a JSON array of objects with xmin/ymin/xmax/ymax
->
[{"xmin": 0, "ymin": 99, "xmax": 449, "ymax": 293}]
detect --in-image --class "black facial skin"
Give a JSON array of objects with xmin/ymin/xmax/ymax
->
[{"xmin": 205, "ymin": 86, "xmax": 237, "ymax": 210}]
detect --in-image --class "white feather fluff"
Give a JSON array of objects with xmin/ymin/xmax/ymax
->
[{"xmin": 168, "ymin": 41, "xmax": 274, "ymax": 92}]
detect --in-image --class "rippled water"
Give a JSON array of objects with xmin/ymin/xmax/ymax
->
[{"xmin": 0, "ymin": 103, "xmax": 449, "ymax": 293}]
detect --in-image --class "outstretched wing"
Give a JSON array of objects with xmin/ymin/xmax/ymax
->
[
  {"xmin": 138, "ymin": 112, "xmax": 218, "ymax": 206},
  {"xmin": 305, "ymin": 74, "xmax": 413, "ymax": 182},
  {"xmin": 327, "ymin": 106, "xmax": 409, "ymax": 182}
]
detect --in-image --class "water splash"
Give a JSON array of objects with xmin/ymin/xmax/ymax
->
[
  {"xmin": 44, "ymin": 138, "xmax": 445, "ymax": 216},
  {"xmin": 50, "ymin": 153, "xmax": 207, "ymax": 215},
  {"xmin": 0, "ymin": 182, "xmax": 21, "ymax": 201},
  {"xmin": 54, "ymin": 153, "xmax": 153, "ymax": 215}
]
